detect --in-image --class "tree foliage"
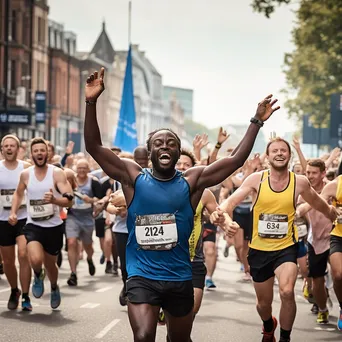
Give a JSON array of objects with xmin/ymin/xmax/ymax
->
[
  {"xmin": 251, "ymin": 0, "xmax": 293, "ymax": 18},
  {"xmin": 252, "ymin": 0, "xmax": 342, "ymax": 127}
]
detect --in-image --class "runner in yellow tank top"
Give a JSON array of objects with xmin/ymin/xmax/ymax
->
[
  {"xmin": 211, "ymin": 137, "xmax": 336, "ymax": 342},
  {"xmin": 318, "ymin": 176, "xmax": 342, "ymax": 330}
]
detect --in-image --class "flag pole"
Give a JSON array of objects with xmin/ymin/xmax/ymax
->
[{"xmin": 128, "ymin": 1, "xmax": 132, "ymax": 45}]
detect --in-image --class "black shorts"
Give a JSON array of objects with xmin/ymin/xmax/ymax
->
[
  {"xmin": 126, "ymin": 276, "xmax": 194, "ymax": 317},
  {"xmin": 330, "ymin": 235, "xmax": 342, "ymax": 255},
  {"xmin": 192, "ymin": 262, "xmax": 206, "ymax": 290},
  {"xmin": 203, "ymin": 224, "xmax": 216, "ymax": 243},
  {"xmin": 308, "ymin": 243, "xmax": 329, "ymax": 278},
  {"xmin": 247, "ymin": 244, "xmax": 298, "ymax": 283},
  {"xmin": 233, "ymin": 211, "xmax": 252, "ymax": 241},
  {"xmin": 0, "ymin": 219, "xmax": 26, "ymax": 247},
  {"xmin": 95, "ymin": 217, "xmax": 106, "ymax": 238},
  {"xmin": 24, "ymin": 223, "xmax": 64, "ymax": 256}
]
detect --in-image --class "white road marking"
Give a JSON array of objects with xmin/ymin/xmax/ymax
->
[
  {"xmin": 80, "ymin": 303, "xmax": 100, "ymax": 309},
  {"xmin": 95, "ymin": 286, "xmax": 113, "ymax": 293},
  {"xmin": 0, "ymin": 288, "xmax": 10, "ymax": 293},
  {"xmin": 314, "ymin": 327, "xmax": 336, "ymax": 331},
  {"xmin": 95, "ymin": 319, "xmax": 120, "ymax": 339}
]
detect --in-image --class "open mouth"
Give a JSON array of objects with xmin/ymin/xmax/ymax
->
[{"xmin": 159, "ymin": 153, "xmax": 171, "ymax": 165}]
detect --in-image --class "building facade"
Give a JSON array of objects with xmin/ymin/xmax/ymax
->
[
  {"xmin": 48, "ymin": 19, "xmax": 81, "ymax": 152},
  {"xmin": 0, "ymin": 0, "xmax": 46, "ymax": 139},
  {"xmin": 163, "ymin": 86, "xmax": 193, "ymax": 120},
  {"xmin": 164, "ymin": 93, "xmax": 185, "ymax": 138}
]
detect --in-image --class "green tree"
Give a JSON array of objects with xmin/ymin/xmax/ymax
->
[{"xmin": 252, "ymin": 0, "xmax": 342, "ymax": 127}]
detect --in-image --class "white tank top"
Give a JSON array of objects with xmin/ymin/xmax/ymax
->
[
  {"xmin": 26, "ymin": 164, "xmax": 62, "ymax": 227},
  {"xmin": 0, "ymin": 160, "xmax": 27, "ymax": 221}
]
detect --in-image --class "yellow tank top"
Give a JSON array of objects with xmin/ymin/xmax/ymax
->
[
  {"xmin": 189, "ymin": 201, "xmax": 203, "ymax": 261},
  {"xmin": 251, "ymin": 170, "xmax": 298, "ymax": 251},
  {"xmin": 332, "ymin": 176, "xmax": 342, "ymax": 237}
]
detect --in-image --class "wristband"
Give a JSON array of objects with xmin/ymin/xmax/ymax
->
[
  {"xmin": 250, "ymin": 117, "xmax": 264, "ymax": 127},
  {"xmin": 85, "ymin": 99, "xmax": 97, "ymax": 106},
  {"xmin": 215, "ymin": 142, "xmax": 222, "ymax": 149}
]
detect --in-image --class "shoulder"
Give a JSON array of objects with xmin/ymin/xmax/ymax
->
[
  {"xmin": 23, "ymin": 161, "xmax": 32, "ymax": 168},
  {"xmin": 295, "ymin": 174, "xmax": 310, "ymax": 188},
  {"xmin": 183, "ymin": 165, "xmax": 205, "ymax": 179},
  {"xmin": 53, "ymin": 166, "xmax": 66, "ymax": 179}
]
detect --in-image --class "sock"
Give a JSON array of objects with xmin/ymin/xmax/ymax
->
[
  {"xmin": 34, "ymin": 269, "xmax": 42, "ymax": 278},
  {"xmin": 205, "ymin": 276, "xmax": 212, "ymax": 281},
  {"xmin": 319, "ymin": 307, "xmax": 328, "ymax": 312},
  {"xmin": 106, "ymin": 260, "xmax": 111, "ymax": 265},
  {"xmin": 51, "ymin": 283, "xmax": 57, "ymax": 291},
  {"xmin": 263, "ymin": 317, "xmax": 274, "ymax": 333},
  {"xmin": 22, "ymin": 292, "xmax": 29, "ymax": 299},
  {"xmin": 11, "ymin": 287, "xmax": 19, "ymax": 293},
  {"xmin": 339, "ymin": 301, "xmax": 342, "ymax": 310},
  {"xmin": 280, "ymin": 328, "xmax": 291, "ymax": 340}
]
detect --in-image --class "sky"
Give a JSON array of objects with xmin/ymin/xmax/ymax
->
[{"xmin": 49, "ymin": 0, "xmax": 299, "ymax": 137}]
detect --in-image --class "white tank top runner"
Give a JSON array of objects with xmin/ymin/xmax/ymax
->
[
  {"xmin": 0, "ymin": 160, "xmax": 27, "ymax": 221},
  {"xmin": 26, "ymin": 164, "xmax": 62, "ymax": 228}
]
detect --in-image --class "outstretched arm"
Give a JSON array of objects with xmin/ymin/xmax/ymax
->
[
  {"xmin": 195, "ymin": 95, "xmax": 280, "ymax": 189},
  {"xmin": 84, "ymin": 68, "xmax": 141, "ymax": 185}
]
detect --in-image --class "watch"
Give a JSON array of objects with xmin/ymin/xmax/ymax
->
[
  {"xmin": 85, "ymin": 99, "xmax": 97, "ymax": 106},
  {"xmin": 250, "ymin": 117, "xmax": 264, "ymax": 127}
]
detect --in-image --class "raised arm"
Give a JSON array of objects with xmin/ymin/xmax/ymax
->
[
  {"xmin": 297, "ymin": 176, "xmax": 336, "ymax": 222},
  {"xmin": 292, "ymin": 137, "xmax": 307, "ymax": 172},
  {"xmin": 220, "ymin": 172, "xmax": 259, "ymax": 217},
  {"xmin": 195, "ymin": 95, "xmax": 280, "ymax": 189},
  {"xmin": 208, "ymin": 127, "xmax": 230, "ymax": 164},
  {"xmin": 84, "ymin": 68, "xmax": 141, "ymax": 185}
]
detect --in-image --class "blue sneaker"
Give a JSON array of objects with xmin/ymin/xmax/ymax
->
[
  {"xmin": 32, "ymin": 269, "xmax": 45, "ymax": 298},
  {"xmin": 50, "ymin": 285, "xmax": 61, "ymax": 309},
  {"xmin": 205, "ymin": 278, "xmax": 216, "ymax": 290},
  {"xmin": 22, "ymin": 296, "xmax": 32, "ymax": 312},
  {"xmin": 337, "ymin": 309, "xmax": 342, "ymax": 331}
]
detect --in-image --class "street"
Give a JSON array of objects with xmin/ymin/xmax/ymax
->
[{"xmin": 0, "ymin": 240, "xmax": 340, "ymax": 342}]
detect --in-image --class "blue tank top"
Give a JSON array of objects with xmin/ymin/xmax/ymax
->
[{"xmin": 126, "ymin": 169, "xmax": 194, "ymax": 281}]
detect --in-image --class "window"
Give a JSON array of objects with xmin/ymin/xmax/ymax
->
[
  {"xmin": 38, "ymin": 17, "xmax": 45, "ymax": 44},
  {"xmin": 8, "ymin": 10, "xmax": 17, "ymax": 41}
]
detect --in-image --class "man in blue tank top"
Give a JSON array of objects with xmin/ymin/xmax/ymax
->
[{"xmin": 83, "ymin": 68, "xmax": 280, "ymax": 342}]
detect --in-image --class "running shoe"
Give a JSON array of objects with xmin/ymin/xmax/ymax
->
[
  {"xmin": 22, "ymin": 296, "xmax": 32, "ymax": 312},
  {"xmin": 32, "ymin": 269, "xmax": 45, "ymax": 298},
  {"xmin": 87, "ymin": 258, "xmax": 96, "ymax": 276},
  {"xmin": 337, "ymin": 309, "xmax": 342, "ymax": 331},
  {"xmin": 100, "ymin": 254, "xmax": 105, "ymax": 265},
  {"xmin": 50, "ymin": 285, "xmax": 61, "ymax": 309},
  {"xmin": 223, "ymin": 245, "xmax": 229, "ymax": 258},
  {"xmin": 67, "ymin": 272, "xmax": 78, "ymax": 286},
  {"xmin": 7, "ymin": 288, "xmax": 21, "ymax": 310},
  {"xmin": 303, "ymin": 284, "xmax": 314, "ymax": 304},
  {"xmin": 311, "ymin": 303, "xmax": 319, "ymax": 315},
  {"xmin": 262, "ymin": 316, "xmax": 277, "ymax": 342},
  {"xmin": 279, "ymin": 338, "xmax": 290, "ymax": 342},
  {"xmin": 112, "ymin": 263, "xmax": 119, "ymax": 276},
  {"xmin": 0, "ymin": 262, "xmax": 4, "ymax": 274},
  {"xmin": 119, "ymin": 287, "xmax": 127, "ymax": 306},
  {"xmin": 317, "ymin": 310, "xmax": 329, "ymax": 324},
  {"xmin": 205, "ymin": 278, "xmax": 216, "ymax": 289},
  {"xmin": 158, "ymin": 310, "xmax": 166, "ymax": 326},
  {"xmin": 105, "ymin": 261, "xmax": 113, "ymax": 274}
]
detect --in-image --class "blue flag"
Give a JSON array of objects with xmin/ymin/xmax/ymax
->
[{"xmin": 113, "ymin": 45, "xmax": 138, "ymax": 152}]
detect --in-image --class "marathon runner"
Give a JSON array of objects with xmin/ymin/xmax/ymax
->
[{"xmin": 83, "ymin": 67, "xmax": 280, "ymax": 341}]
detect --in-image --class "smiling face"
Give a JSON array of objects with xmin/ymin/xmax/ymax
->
[
  {"xmin": 149, "ymin": 130, "xmax": 180, "ymax": 174},
  {"xmin": 267, "ymin": 141, "xmax": 291, "ymax": 171},
  {"xmin": 1, "ymin": 137, "xmax": 19, "ymax": 162},
  {"xmin": 31, "ymin": 143, "xmax": 48, "ymax": 168}
]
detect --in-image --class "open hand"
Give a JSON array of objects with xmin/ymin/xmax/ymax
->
[
  {"xmin": 255, "ymin": 94, "xmax": 280, "ymax": 122},
  {"xmin": 85, "ymin": 68, "xmax": 105, "ymax": 101},
  {"xmin": 217, "ymin": 127, "xmax": 230, "ymax": 144}
]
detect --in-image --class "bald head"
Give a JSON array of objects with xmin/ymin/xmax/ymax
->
[{"xmin": 134, "ymin": 146, "xmax": 149, "ymax": 168}]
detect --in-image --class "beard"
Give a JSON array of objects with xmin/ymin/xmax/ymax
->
[
  {"xmin": 32, "ymin": 155, "xmax": 48, "ymax": 168},
  {"xmin": 269, "ymin": 160, "xmax": 289, "ymax": 171}
]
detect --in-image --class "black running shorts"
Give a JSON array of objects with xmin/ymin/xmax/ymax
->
[
  {"xmin": 24, "ymin": 223, "xmax": 64, "ymax": 256},
  {"xmin": 0, "ymin": 219, "xmax": 26, "ymax": 247},
  {"xmin": 192, "ymin": 261, "xmax": 207, "ymax": 290},
  {"xmin": 308, "ymin": 243, "xmax": 329, "ymax": 278},
  {"xmin": 247, "ymin": 244, "xmax": 298, "ymax": 283},
  {"xmin": 126, "ymin": 276, "xmax": 194, "ymax": 317},
  {"xmin": 330, "ymin": 235, "xmax": 342, "ymax": 255}
]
